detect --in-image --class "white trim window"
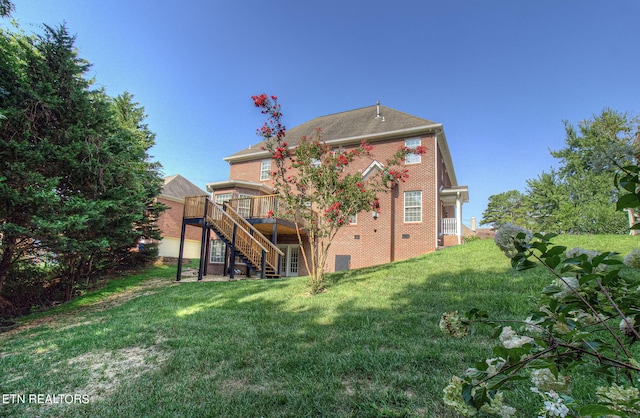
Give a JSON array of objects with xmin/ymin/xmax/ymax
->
[
  {"xmin": 404, "ymin": 191, "xmax": 422, "ymax": 223},
  {"xmin": 348, "ymin": 214, "xmax": 357, "ymax": 225},
  {"xmin": 214, "ymin": 193, "xmax": 232, "ymax": 205},
  {"xmin": 404, "ymin": 138, "xmax": 421, "ymax": 164},
  {"xmin": 260, "ymin": 159, "xmax": 271, "ymax": 181},
  {"xmin": 210, "ymin": 239, "xmax": 225, "ymax": 263},
  {"xmin": 237, "ymin": 193, "xmax": 252, "ymax": 218}
]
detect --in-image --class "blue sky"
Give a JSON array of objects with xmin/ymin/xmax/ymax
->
[{"xmin": 9, "ymin": 0, "xmax": 640, "ymax": 226}]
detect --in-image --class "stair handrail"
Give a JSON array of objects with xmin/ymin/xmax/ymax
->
[
  {"xmin": 222, "ymin": 202, "xmax": 284, "ymax": 269},
  {"xmin": 183, "ymin": 195, "xmax": 282, "ymax": 274},
  {"xmin": 205, "ymin": 201, "xmax": 268, "ymax": 251}
]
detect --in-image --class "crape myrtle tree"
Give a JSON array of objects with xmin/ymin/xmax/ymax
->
[
  {"xmin": 0, "ymin": 19, "xmax": 164, "ymax": 308},
  {"xmin": 252, "ymin": 94, "xmax": 425, "ymax": 294}
]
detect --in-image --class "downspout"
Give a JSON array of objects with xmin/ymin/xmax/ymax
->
[
  {"xmin": 390, "ymin": 184, "xmax": 396, "ymax": 262},
  {"xmin": 434, "ymin": 133, "xmax": 440, "ymax": 250}
]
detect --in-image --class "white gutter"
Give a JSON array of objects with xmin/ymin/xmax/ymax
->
[{"xmin": 224, "ymin": 123, "xmax": 443, "ymax": 163}]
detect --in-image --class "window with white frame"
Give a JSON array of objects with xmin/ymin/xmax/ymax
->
[
  {"xmin": 404, "ymin": 191, "xmax": 422, "ymax": 222},
  {"xmin": 237, "ymin": 193, "xmax": 252, "ymax": 218},
  {"xmin": 210, "ymin": 239, "xmax": 225, "ymax": 263},
  {"xmin": 260, "ymin": 159, "xmax": 271, "ymax": 181},
  {"xmin": 404, "ymin": 138, "xmax": 421, "ymax": 164},
  {"xmin": 348, "ymin": 214, "xmax": 357, "ymax": 225},
  {"xmin": 214, "ymin": 193, "xmax": 232, "ymax": 205}
]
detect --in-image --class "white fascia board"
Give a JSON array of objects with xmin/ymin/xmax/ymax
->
[
  {"xmin": 206, "ymin": 180, "xmax": 274, "ymax": 194},
  {"xmin": 223, "ymin": 123, "xmax": 443, "ymax": 163}
]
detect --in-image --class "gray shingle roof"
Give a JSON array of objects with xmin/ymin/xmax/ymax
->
[
  {"xmin": 227, "ymin": 104, "xmax": 440, "ymax": 160},
  {"xmin": 161, "ymin": 175, "xmax": 206, "ymax": 199}
]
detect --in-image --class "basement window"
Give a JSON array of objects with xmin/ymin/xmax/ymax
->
[{"xmin": 210, "ymin": 239, "xmax": 225, "ymax": 263}]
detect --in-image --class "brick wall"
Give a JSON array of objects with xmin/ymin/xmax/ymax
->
[
  {"xmin": 225, "ymin": 134, "xmax": 445, "ymax": 273},
  {"xmin": 229, "ymin": 159, "xmax": 269, "ymax": 183},
  {"xmin": 157, "ymin": 197, "xmax": 202, "ymax": 241}
]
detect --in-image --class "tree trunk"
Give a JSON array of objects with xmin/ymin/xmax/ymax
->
[
  {"xmin": 64, "ymin": 259, "xmax": 76, "ymax": 301},
  {"xmin": 0, "ymin": 236, "xmax": 16, "ymax": 296}
]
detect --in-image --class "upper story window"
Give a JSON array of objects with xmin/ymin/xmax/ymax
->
[
  {"xmin": 404, "ymin": 191, "xmax": 422, "ymax": 223},
  {"xmin": 260, "ymin": 159, "xmax": 271, "ymax": 181},
  {"xmin": 404, "ymin": 138, "xmax": 421, "ymax": 164},
  {"xmin": 348, "ymin": 214, "xmax": 357, "ymax": 225}
]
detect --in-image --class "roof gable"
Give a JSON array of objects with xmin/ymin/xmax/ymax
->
[{"xmin": 161, "ymin": 175, "xmax": 206, "ymax": 199}]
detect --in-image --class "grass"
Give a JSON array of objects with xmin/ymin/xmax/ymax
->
[{"xmin": 0, "ymin": 235, "xmax": 638, "ymax": 417}]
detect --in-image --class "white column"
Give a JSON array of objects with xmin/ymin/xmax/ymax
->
[{"xmin": 456, "ymin": 192, "xmax": 462, "ymax": 245}]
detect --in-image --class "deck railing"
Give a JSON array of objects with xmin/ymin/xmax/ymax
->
[
  {"xmin": 227, "ymin": 194, "xmax": 277, "ymax": 219},
  {"xmin": 228, "ymin": 194, "xmax": 309, "ymax": 229},
  {"xmin": 184, "ymin": 195, "xmax": 209, "ymax": 219}
]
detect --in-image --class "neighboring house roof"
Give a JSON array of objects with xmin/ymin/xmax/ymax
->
[
  {"xmin": 224, "ymin": 102, "xmax": 462, "ymax": 186},
  {"xmin": 160, "ymin": 175, "xmax": 206, "ymax": 202}
]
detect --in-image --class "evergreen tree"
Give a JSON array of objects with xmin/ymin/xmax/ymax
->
[
  {"xmin": 548, "ymin": 109, "xmax": 635, "ymax": 234},
  {"xmin": 0, "ymin": 22, "xmax": 164, "ymax": 305},
  {"xmin": 525, "ymin": 170, "xmax": 565, "ymax": 233},
  {"xmin": 519, "ymin": 110, "xmax": 636, "ymax": 234},
  {"xmin": 0, "ymin": 0, "xmax": 13, "ymax": 18},
  {"xmin": 481, "ymin": 190, "xmax": 530, "ymax": 229}
]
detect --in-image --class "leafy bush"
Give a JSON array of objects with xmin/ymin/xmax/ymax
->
[{"xmin": 440, "ymin": 226, "xmax": 640, "ymax": 417}]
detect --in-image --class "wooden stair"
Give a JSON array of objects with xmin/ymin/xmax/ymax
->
[{"xmin": 180, "ymin": 195, "xmax": 284, "ymax": 280}]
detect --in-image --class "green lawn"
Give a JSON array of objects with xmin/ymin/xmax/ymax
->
[{"xmin": 0, "ymin": 235, "xmax": 638, "ymax": 417}]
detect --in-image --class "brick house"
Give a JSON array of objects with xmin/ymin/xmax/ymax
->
[
  {"xmin": 182, "ymin": 102, "xmax": 468, "ymax": 280},
  {"xmin": 156, "ymin": 174, "xmax": 207, "ymax": 259}
]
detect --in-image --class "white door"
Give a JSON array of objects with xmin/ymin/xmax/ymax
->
[{"xmin": 278, "ymin": 245, "xmax": 299, "ymax": 277}]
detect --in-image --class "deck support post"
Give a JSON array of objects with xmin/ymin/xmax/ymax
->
[
  {"xmin": 198, "ymin": 221, "xmax": 207, "ymax": 281},
  {"xmin": 203, "ymin": 227, "xmax": 211, "ymax": 276},
  {"xmin": 277, "ymin": 254, "xmax": 282, "ymax": 276},
  {"xmin": 223, "ymin": 245, "xmax": 229, "ymax": 276},
  {"xmin": 229, "ymin": 250, "xmax": 236, "ymax": 280},
  {"xmin": 229, "ymin": 223, "xmax": 237, "ymax": 280},
  {"xmin": 176, "ymin": 221, "xmax": 187, "ymax": 281}
]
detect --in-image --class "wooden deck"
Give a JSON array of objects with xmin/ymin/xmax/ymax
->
[{"xmin": 180, "ymin": 195, "xmax": 284, "ymax": 280}]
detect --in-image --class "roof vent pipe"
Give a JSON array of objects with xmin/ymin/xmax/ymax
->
[{"xmin": 376, "ymin": 101, "xmax": 381, "ymax": 118}]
